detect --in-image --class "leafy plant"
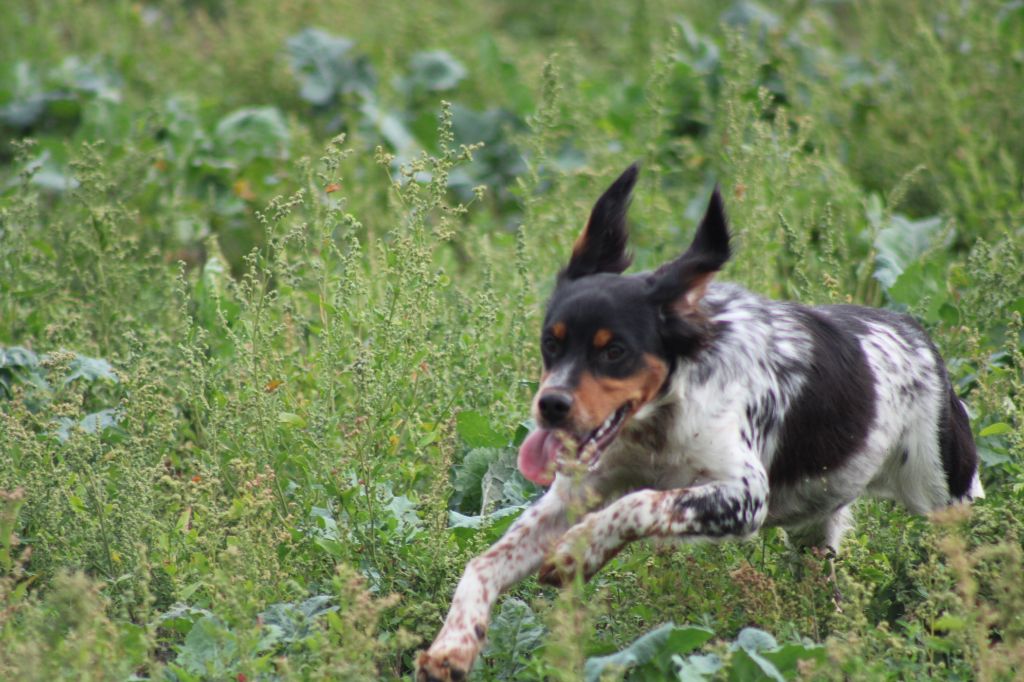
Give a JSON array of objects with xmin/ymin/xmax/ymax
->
[
  {"xmin": 286, "ymin": 28, "xmax": 376, "ymax": 106},
  {"xmin": 584, "ymin": 623, "xmax": 824, "ymax": 682},
  {"xmin": 0, "ymin": 1, "xmax": 1021, "ymax": 680}
]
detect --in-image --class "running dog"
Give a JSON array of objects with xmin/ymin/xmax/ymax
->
[{"xmin": 417, "ymin": 164, "xmax": 982, "ymax": 681}]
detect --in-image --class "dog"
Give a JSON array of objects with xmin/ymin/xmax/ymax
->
[{"xmin": 417, "ymin": 164, "xmax": 982, "ymax": 681}]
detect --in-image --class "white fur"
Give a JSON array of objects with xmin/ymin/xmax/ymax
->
[{"xmin": 419, "ymin": 280, "xmax": 980, "ymax": 681}]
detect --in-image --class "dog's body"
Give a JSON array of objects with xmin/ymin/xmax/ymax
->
[{"xmin": 418, "ymin": 165, "xmax": 981, "ymax": 681}]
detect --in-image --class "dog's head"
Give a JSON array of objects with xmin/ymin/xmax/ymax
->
[{"xmin": 517, "ymin": 164, "xmax": 731, "ymax": 485}]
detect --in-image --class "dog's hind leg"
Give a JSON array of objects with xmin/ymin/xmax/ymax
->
[
  {"xmin": 782, "ymin": 505, "xmax": 853, "ymax": 606},
  {"xmin": 784, "ymin": 504, "xmax": 853, "ymax": 552}
]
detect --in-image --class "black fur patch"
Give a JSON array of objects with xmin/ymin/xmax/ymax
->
[
  {"xmin": 647, "ymin": 186, "xmax": 731, "ymax": 307},
  {"xmin": 672, "ymin": 485, "xmax": 761, "ymax": 538},
  {"xmin": 562, "ymin": 164, "xmax": 638, "ymax": 280},
  {"xmin": 542, "ymin": 274, "xmax": 668, "ymax": 381},
  {"xmin": 768, "ymin": 307, "xmax": 878, "ymax": 487},
  {"xmin": 935, "ymin": 361, "xmax": 978, "ymax": 498}
]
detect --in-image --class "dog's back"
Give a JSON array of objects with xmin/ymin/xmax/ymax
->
[{"xmin": 672, "ymin": 283, "xmax": 982, "ymax": 547}]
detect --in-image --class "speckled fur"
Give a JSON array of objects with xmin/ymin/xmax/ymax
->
[{"xmin": 417, "ymin": 172, "xmax": 981, "ymax": 682}]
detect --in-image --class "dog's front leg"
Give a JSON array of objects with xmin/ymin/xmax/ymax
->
[
  {"xmin": 418, "ymin": 482, "xmax": 575, "ymax": 681},
  {"xmin": 538, "ymin": 474, "xmax": 768, "ymax": 587}
]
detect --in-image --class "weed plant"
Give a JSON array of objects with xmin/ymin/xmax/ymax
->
[{"xmin": 1, "ymin": 1, "xmax": 1022, "ymax": 680}]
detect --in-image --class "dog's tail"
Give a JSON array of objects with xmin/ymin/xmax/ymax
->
[
  {"xmin": 940, "ymin": 386, "xmax": 982, "ymax": 501},
  {"xmin": 968, "ymin": 467, "xmax": 985, "ymax": 500}
]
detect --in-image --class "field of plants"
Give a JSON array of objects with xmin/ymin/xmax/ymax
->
[{"xmin": 1, "ymin": 0, "xmax": 1022, "ymax": 679}]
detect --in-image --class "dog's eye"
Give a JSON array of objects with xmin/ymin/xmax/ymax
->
[
  {"xmin": 542, "ymin": 337, "xmax": 561, "ymax": 356},
  {"xmin": 603, "ymin": 343, "xmax": 626, "ymax": 363}
]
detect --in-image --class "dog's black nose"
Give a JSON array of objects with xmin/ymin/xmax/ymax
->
[{"xmin": 538, "ymin": 390, "xmax": 573, "ymax": 427}]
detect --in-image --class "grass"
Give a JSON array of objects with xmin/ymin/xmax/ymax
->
[{"xmin": 1, "ymin": 0, "xmax": 1023, "ymax": 679}]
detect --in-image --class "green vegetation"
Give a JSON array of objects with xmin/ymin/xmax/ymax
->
[{"xmin": 1, "ymin": 0, "xmax": 1022, "ymax": 679}]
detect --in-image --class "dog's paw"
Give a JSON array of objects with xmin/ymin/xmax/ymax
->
[
  {"xmin": 416, "ymin": 648, "xmax": 471, "ymax": 682},
  {"xmin": 415, "ymin": 630, "xmax": 479, "ymax": 679}
]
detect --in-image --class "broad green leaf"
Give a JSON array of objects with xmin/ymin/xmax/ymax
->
[
  {"xmin": 873, "ymin": 213, "xmax": 946, "ymax": 289},
  {"xmin": 64, "ymin": 355, "xmax": 117, "ymax": 384},
  {"xmin": 447, "ymin": 104, "xmax": 526, "ymax": 203},
  {"xmin": 722, "ymin": 1, "xmax": 781, "ymax": 30},
  {"xmin": 0, "ymin": 94, "xmax": 47, "ymax": 129},
  {"xmin": 925, "ymin": 635, "xmax": 956, "ymax": 653},
  {"xmin": 674, "ymin": 653, "xmax": 723, "ymax": 681},
  {"xmin": 451, "ymin": 447, "xmax": 502, "ymax": 513},
  {"xmin": 734, "ymin": 627, "xmax": 778, "ymax": 653},
  {"xmin": 456, "ymin": 410, "xmax": 506, "ymax": 448},
  {"xmin": 933, "ymin": 614, "xmax": 966, "ymax": 631},
  {"xmin": 584, "ymin": 622, "xmax": 678, "ymax": 682},
  {"xmin": 482, "ymin": 597, "xmax": 545, "ymax": 680},
  {"xmin": 448, "ymin": 505, "xmax": 526, "ymax": 549},
  {"xmin": 51, "ymin": 55, "xmax": 121, "ymax": 100},
  {"xmin": 482, "ymin": 506, "xmax": 524, "ymax": 543},
  {"xmin": 759, "ymin": 642, "xmax": 827, "ymax": 675},
  {"xmin": 259, "ymin": 595, "xmax": 337, "ymax": 649},
  {"xmin": 448, "ymin": 504, "xmax": 525, "ymax": 530},
  {"xmin": 664, "ymin": 626, "xmax": 717, "ymax": 656},
  {"xmin": 68, "ymin": 493, "xmax": 87, "ymax": 514},
  {"xmin": 729, "ymin": 648, "xmax": 785, "ymax": 682},
  {"xmin": 513, "ymin": 420, "xmax": 533, "ymax": 446},
  {"xmin": 175, "ymin": 615, "xmax": 237, "ymax": 676},
  {"xmin": 979, "ymin": 422, "xmax": 1012, "ymax": 437},
  {"xmin": 286, "ymin": 28, "xmax": 375, "ymax": 104},
  {"xmin": 885, "ymin": 258, "xmax": 949, "ymax": 322},
  {"xmin": 309, "ymin": 506, "xmax": 341, "ymax": 541},
  {"xmin": 360, "ymin": 101, "xmax": 419, "ymax": 157},
  {"xmin": 157, "ymin": 603, "xmax": 213, "ymax": 635},
  {"xmin": 406, "ymin": 50, "xmax": 467, "ymax": 92},
  {"xmin": 21, "ymin": 150, "xmax": 79, "ymax": 192},
  {"xmin": 214, "ymin": 106, "xmax": 290, "ymax": 164},
  {"xmin": 286, "ymin": 28, "xmax": 354, "ymax": 103},
  {"xmin": 0, "ymin": 346, "xmax": 39, "ymax": 368},
  {"xmin": 314, "ymin": 537, "xmax": 346, "ymax": 559},
  {"xmin": 54, "ymin": 409, "xmax": 120, "ymax": 442},
  {"xmin": 384, "ymin": 493, "xmax": 421, "ymax": 536},
  {"xmin": 481, "ymin": 447, "xmax": 539, "ymax": 513},
  {"xmin": 277, "ymin": 411, "xmax": 307, "ymax": 429},
  {"xmin": 977, "ymin": 444, "xmax": 1009, "ymax": 465},
  {"xmin": 673, "ymin": 17, "xmax": 721, "ymax": 73},
  {"xmin": 722, "ymin": 630, "xmax": 825, "ymax": 680},
  {"xmin": 79, "ymin": 408, "xmax": 119, "ymax": 434}
]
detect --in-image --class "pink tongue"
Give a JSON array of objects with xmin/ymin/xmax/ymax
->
[{"xmin": 517, "ymin": 429, "xmax": 563, "ymax": 486}]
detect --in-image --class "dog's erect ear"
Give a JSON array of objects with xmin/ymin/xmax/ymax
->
[
  {"xmin": 648, "ymin": 186, "xmax": 730, "ymax": 315},
  {"xmin": 562, "ymin": 164, "xmax": 639, "ymax": 280}
]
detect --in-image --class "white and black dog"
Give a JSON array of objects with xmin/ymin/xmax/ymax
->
[{"xmin": 418, "ymin": 164, "xmax": 982, "ymax": 681}]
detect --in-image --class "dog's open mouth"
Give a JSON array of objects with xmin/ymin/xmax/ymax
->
[{"xmin": 517, "ymin": 403, "xmax": 633, "ymax": 486}]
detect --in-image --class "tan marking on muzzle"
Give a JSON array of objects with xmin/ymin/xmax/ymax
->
[{"xmin": 572, "ymin": 354, "xmax": 669, "ymax": 431}]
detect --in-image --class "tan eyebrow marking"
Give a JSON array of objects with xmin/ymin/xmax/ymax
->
[
  {"xmin": 593, "ymin": 328, "xmax": 613, "ymax": 349},
  {"xmin": 551, "ymin": 322, "xmax": 567, "ymax": 340}
]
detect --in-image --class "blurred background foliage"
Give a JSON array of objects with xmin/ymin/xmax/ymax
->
[{"xmin": 1, "ymin": 0, "xmax": 1023, "ymax": 679}]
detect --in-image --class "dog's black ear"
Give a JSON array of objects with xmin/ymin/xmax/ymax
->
[
  {"xmin": 562, "ymin": 164, "xmax": 638, "ymax": 280},
  {"xmin": 648, "ymin": 186, "xmax": 730, "ymax": 315}
]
